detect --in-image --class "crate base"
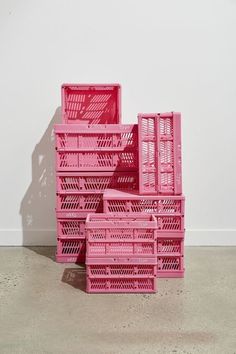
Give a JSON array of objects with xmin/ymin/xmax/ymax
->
[{"xmin": 86, "ymin": 277, "xmax": 156, "ymax": 293}]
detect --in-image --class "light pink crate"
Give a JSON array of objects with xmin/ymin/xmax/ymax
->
[
  {"xmin": 56, "ymin": 171, "xmax": 138, "ymax": 194},
  {"xmin": 138, "ymin": 112, "xmax": 182, "ymax": 195},
  {"xmin": 157, "ymin": 255, "xmax": 184, "ymax": 278},
  {"xmin": 56, "ymin": 237, "xmax": 86, "ymax": 263},
  {"xmin": 54, "ymin": 124, "xmax": 138, "ymax": 172},
  {"xmin": 57, "ymin": 216, "xmax": 86, "ymax": 238},
  {"xmin": 62, "ymin": 84, "xmax": 121, "ymax": 124},
  {"xmin": 103, "ymin": 189, "xmax": 185, "ymax": 233},
  {"xmin": 86, "ymin": 213, "xmax": 157, "ymax": 257},
  {"xmin": 86, "ymin": 257, "xmax": 157, "ymax": 278},
  {"xmin": 56, "ymin": 192, "xmax": 103, "ymax": 216},
  {"xmin": 86, "ymin": 277, "xmax": 156, "ymax": 293}
]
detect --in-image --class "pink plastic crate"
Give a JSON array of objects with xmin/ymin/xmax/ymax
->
[
  {"xmin": 56, "ymin": 172, "xmax": 138, "ymax": 194},
  {"xmin": 54, "ymin": 124, "xmax": 138, "ymax": 172},
  {"xmin": 86, "ymin": 257, "xmax": 157, "ymax": 278},
  {"xmin": 62, "ymin": 84, "xmax": 121, "ymax": 124},
  {"xmin": 157, "ymin": 255, "xmax": 184, "ymax": 278},
  {"xmin": 57, "ymin": 217, "xmax": 86, "ymax": 238},
  {"xmin": 56, "ymin": 192, "xmax": 103, "ymax": 216},
  {"xmin": 138, "ymin": 112, "xmax": 182, "ymax": 195},
  {"xmin": 157, "ymin": 237, "xmax": 184, "ymax": 255},
  {"xmin": 86, "ymin": 213, "xmax": 157, "ymax": 257},
  {"xmin": 103, "ymin": 190, "xmax": 185, "ymax": 233},
  {"xmin": 86, "ymin": 277, "xmax": 156, "ymax": 293},
  {"xmin": 56, "ymin": 237, "xmax": 86, "ymax": 263}
]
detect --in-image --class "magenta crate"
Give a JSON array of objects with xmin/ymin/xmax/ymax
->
[
  {"xmin": 57, "ymin": 216, "xmax": 86, "ymax": 238},
  {"xmin": 56, "ymin": 192, "xmax": 103, "ymax": 216},
  {"xmin": 56, "ymin": 237, "xmax": 86, "ymax": 263},
  {"xmin": 86, "ymin": 213, "xmax": 157, "ymax": 257},
  {"xmin": 56, "ymin": 171, "xmax": 138, "ymax": 194},
  {"xmin": 86, "ymin": 277, "xmax": 156, "ymax": 293},
  {"xmin": 157, "ymin": 255, "xmax": 184, "ymax": 278},
  {"xmin": 103, "ymin": 190, "xmax": 185, "ymax": 232},
  {"xmin": 55, "ymin": 124, "xmax": 138, "ymax": 172},
  {"xmin": 62, "ymin": 84, "xmax": 121, "ymax": 124},
  {"xmin": 138, "ymin": 112, "xmax": 182, "ymax": 195},
  {"xmin": 86, "ymin": 257, "xmax": 157, "ymax": 278}
]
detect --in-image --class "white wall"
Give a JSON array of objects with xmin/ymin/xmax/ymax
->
[{"xmin": 0, "ymin": 0, "xmax": 236, "ymax": 246}]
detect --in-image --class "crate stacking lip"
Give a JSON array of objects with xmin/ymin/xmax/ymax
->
[
  {"xmin": 56, "ymin": 171, "xmax": 139, "ymax": 194},
  {"xmin": 61, "ymin": 84, "xmax": 121, "ymax": 124},
  {"xmin": 138, "ymin": 112, "xmax": 182, "ymax": 195},
  {"xmin": 103, "ymin": 189, "xmax": 185, "ymax": 232},
  {"xmin": 54, "ymin": 124, "xmax": 138, "ymax": 172},
  {"xmin": 86, "ymin": 213, "xmax": 157, "ymax": 257},
  {"xmin": 56, "ymin": 237, "xmax": 86, "ymax": 263},
  {"xmin": 56, "ymin": 192, "xmax": 103, "ymax": 216}
]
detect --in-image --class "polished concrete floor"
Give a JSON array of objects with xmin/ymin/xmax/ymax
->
[{"xmin": 0, "ymin": 247, "xmax": 236, "ymax": 354}]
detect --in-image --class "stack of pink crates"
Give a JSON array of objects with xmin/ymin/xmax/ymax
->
[{"xmin": 54, "ymin": 84, "xmax": 185, "ymax": 293}]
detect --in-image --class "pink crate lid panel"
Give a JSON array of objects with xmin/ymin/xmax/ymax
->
[
  {"xmin": 56, "ymin": 172, "xmax": 139, "ymax": 193},
  {"xmin": 86, "ymin": 213, "xmax": 157, "ymax": 257},
  {"xmin": 61, "ymin": 84, "xmax": 121, "ymax": 124},
  {"xmin": 138, "ymin": 112, "xmax": 182, "ymax": 195},
  {"xmin": 103, "ymin": 189, "xmax": 185, "ymax": 233},
  {"xmin": 54, "ymin": 124, "xmax": 138, "ymax": 172}
]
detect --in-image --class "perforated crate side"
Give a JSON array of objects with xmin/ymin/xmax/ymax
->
[
  {"xmin": 56, "ymin": 172, "xmax": 138, "ymax": 193},
  {"xmin": 57, "ymin": 217, "xmax": 86, "ymax": 238},
  {"xmin": 86, "ymin": 277, "xmax": 156, "ymax": 293},
  {"xmin": 56, "ymin": 150, "xmax": 138, "ymax": 172},
  {"xmin": 61, "ymin": 84, "xmax": 121, "ymax": 124},
  {"xmin": 87, "ymin": 263, "xmax": 157, "ymax": 278},
  {"xmin": 138, "ymin": 112, "xmax": 182, "ymax": 195},
  {"xmin": 56, "ymin": 237, "xmax": 86, "ymax": 263},
  {"xmin": 157, "ymin": 255, "xmax": 184, "ymax": 278},
  {"xmin": 56, "ymin": 193, "xmax": 103, "ymax": 214},
  {"xmin": 54, "ymin": 124, "xmax": 137, "ymax": 150},
  {"xmin": 157, "ymin": 237, "xmax": 184, "ymax": 255},
  {"xmin": 103, "ymin": 190, "xmax": 185, "ymax": 215},
  {"xmin": 86, "ymin": 241, "xmax": 157, "ymax": 257}
]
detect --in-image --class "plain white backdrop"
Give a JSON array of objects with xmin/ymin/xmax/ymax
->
[{"xmin": 0, "ymin": 0, "xmax": 236, "ymax": 245}]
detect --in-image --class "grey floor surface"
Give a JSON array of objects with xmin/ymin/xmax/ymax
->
[{"xmin": 0, "ymin": 247, "xmax": 236, "ymax": 354}]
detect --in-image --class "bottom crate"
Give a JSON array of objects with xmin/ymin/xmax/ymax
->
[
  {"xmin": 157, "ymin": 255, "xmax": 184, "ymax": 278},
  {"xmin": 56, "ymin": 237, "xmax": 86, "ymax": 263},
  {"xmin": 87, "ymin": 277, "xmax": 156, "ymax": 293}
]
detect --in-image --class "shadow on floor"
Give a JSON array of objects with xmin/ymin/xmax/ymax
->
[
  {"xmin": 62, "ymin": 267, "xmax": 86, "ymax": 292},
  {"xmin": 25, "ymin": 246, "xmax": 56, "ymax": 261}
]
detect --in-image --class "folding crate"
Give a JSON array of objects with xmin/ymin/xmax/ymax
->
[
  {"xmin": 54, "ymin": 124, "xmax": 138, "ymax": 172},
  {"xmin": 138, "ymin": 112, "xmax": 182, "ymax": 195},
  {"xmin": 103, "ymin": 190, "xmax": 185, "ymax": 233},
  {"xmin": 62, "ymin": 84, "xmax": 121, "ymax": 124},
  {"xmin": 57, "ymin": 215, "xmax": 86, "ymax": 238},
  {"xmin": 56, "ymin": 237, "xmax": 86, "ymax": 263},
  {"xmin": 86, "ymin": 213, "xmax": 157, "ymax": 257},
  {"xmin": 157, "ymin": 255, "xmax": 184, "ymax": 278},
  {"xmin": 86, "ymin": 257, "xmax": 157, "ymax": 278},
  {"xmin": 56, "ymin": 192, "xmax": 103, "ymax": 216},
  {"xmin": 86, "ymin": 277, "xmax": 156, "ymax": 293},
  {"xmin": 56, "ymin": 171, "xmax": 139, "ymax": 194}
]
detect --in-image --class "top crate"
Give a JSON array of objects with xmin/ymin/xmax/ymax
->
[
  {"xmin": 138, "ymin": 112, "xmax": 182, "ymax": 195},
  {"xmin": 61, "ymin": 84, "xmax": 121, "ymax": 124}
]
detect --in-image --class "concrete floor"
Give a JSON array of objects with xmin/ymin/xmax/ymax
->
[{"xmin": 0, "ymin": 247, "xmax": 236, "ymax": 354}]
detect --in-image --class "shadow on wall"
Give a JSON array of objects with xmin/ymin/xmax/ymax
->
[{"xmin": 19, "ymin": 107, "xmax": 61, "ymax": 248}]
